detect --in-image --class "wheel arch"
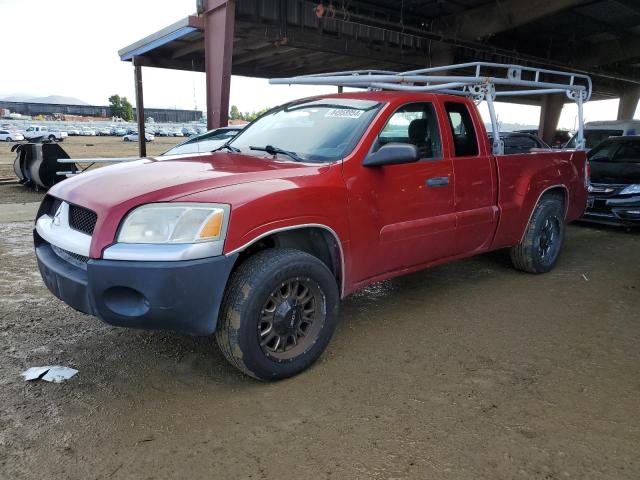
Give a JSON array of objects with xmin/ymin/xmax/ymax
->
[
  {"xmin": 519, "ymin": 184, "xmax": 569, "ymax": 243},
  {"xmin": 227, "ymin": 224, "xmax": 345, "ymax": 297}
]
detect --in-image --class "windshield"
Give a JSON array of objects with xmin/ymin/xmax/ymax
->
[
  {"xmin": 227, "ymin": 98, "xmax": 382, "ymax": 162},
  {"xmin": 589, "ymin": 139, "xmax": 640, "ymax": 164},
  {"xmin": 162, "ymin": 128, "xmax": 241, "ymax": 156}
]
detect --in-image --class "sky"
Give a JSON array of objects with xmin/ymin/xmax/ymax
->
[{"xmin": 1, "ymin": 0, "xmax": 637, "ymax": 128}]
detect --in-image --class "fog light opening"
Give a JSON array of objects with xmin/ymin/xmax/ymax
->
[{"xmin": 103, "ymin": 286, "xmax": 150, "ymax": 317}]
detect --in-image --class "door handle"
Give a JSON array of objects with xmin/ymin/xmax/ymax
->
[{"xmin": 426, "ymin": 176, "xmax": 449, "ymax": 187}]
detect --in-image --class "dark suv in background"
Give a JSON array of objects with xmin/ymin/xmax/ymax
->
[{"xmin": 583, "ymin": 136, "xmax": 640, "ymax": 226}]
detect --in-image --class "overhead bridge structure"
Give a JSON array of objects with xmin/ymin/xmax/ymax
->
[{"xmin": 118, "ymin": 0, "xmax": 640, "ymax": 154}]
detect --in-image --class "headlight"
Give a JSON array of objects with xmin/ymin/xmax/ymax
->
[
  {"xmin": 118, "ymin": 203, "xmax": 229, "ymax": 244},
  {"xmin": 620, "ymin": 184, "xmax": 640, "ymax": 195}
]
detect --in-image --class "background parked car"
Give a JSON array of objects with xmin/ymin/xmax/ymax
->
[
  {"xmin": 171, "ymin": 129, "xmax": 184, "ymax": 137},
  {"xmin": 181, "ymin": 127, "xmax": 197, "ymax": 136},
  {"xmin": 66, "ymin": 126, "xmax": 81, "ymax": 136},
  {"xmin": 162, "ymin": 126, "xmax": 244, "ymax": 156},
  {"xmin": 112, "ymin": 127, "xmax": 127, "ymax": 136},
  {"xmin": 488, "ymin": 132, "xmax": 549, "ymax": 154},
  {"xmin": 515, "ymin": 129, "xmax": 572, "ymax": 148},
  {"xmin": 80, "ymin": 127, "xmax": 96, "ymax": 136},
  {"xmin": 97, "ymin": 127, "xmax": 111, "ymax": 136},
  {"xmin": 123, "ymin": 132, "xmax": 154, "ymax": 142},
  {"xmin": 582, "ymin": 135, "xmax": 640, "ymax": 226},
  {"xmin": 23, "ymin": 125, "xmax": 67, "ymax": 142},
  {"xmin": 565, "ymin": 120, "xmax": 640, "ymax": 150},
  {"xmin": 0, "ymin": 130, "xmax": 24, "ymax": 142}
]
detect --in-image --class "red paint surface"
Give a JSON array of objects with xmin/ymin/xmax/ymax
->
[{"xmin": 48, "ymin": 91, "xmax": 588, "ymax": 297}]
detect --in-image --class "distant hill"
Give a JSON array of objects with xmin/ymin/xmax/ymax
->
[{"xmin": 1, "ymin": 94, "xmax": 90, "ymax": 105}]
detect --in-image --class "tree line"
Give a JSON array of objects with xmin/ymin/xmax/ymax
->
[{"xmin": 229, "ymin": 105, "xmax": 268, "ymax": 122}]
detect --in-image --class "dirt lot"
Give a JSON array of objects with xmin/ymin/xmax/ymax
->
[
  {"xmin": 0, "ymin": 171, "xmax": 639, "ymax": 479},
  {"xmin": 0, "ymin": 135, "xmax": 182, "ymax": 165},
  {"xmin": 0, "ymin": 136, "xmax": 182, "ymax": 204}
]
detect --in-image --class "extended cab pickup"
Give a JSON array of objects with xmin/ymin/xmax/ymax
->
[
  {"xmin": 23, "ymin": 125, "xmax": 68, "ymax": 142},
  {"xmin": 34, "ymin": 91, "xmax": 588, "ymax": 379}
]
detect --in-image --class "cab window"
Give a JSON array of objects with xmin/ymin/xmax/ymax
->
[
  {"xmin": 377, "ymin": 102, "xmax": 442, "ymax": 160},
  {"xmin": 445, "ymin": 102, "xmax": 479, "ymax": 157}
]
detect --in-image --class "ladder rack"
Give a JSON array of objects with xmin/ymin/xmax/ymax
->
[{"xmin": 270, "ymin": 62, "xmax": 592, "ymax": 153}]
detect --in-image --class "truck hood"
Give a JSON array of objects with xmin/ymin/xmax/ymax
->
[{"xmin": 50, "ymin": 152, "xmax": 329, "ymax": 210}]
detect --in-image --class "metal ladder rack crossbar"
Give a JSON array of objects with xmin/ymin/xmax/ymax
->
[{"xmin": 270, "ymin": 62, "xmax": 592, "ymax": 153}]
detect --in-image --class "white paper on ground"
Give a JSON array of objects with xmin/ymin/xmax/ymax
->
[{"xmin": 21, "ymin": 366, "xmax": 78, "ymax": 383}]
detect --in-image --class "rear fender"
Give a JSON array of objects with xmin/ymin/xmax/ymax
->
[{"xmin": 491, "ymin": 153, "xmax": 574, "ymax": 248}]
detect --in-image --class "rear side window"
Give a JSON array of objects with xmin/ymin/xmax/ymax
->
[
  {"xmin": 586, "ymin": 130, "xmax": 624, "ymax": 149},
  {"xmin": 504, "ymin": 135, "xmax": 538, "ymax": 154},
  {"xmin": 378, "ymin": 102, "xmax": 442, "ymax": 160},
  {"xmin": 445, "ymin": 102, "xmax": 479, "ymax": 157}
]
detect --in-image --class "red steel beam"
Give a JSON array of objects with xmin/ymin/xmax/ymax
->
[
  {"xmin": 203, "ymin": 0, "xmax": 235, "ymax": 128},
  {"xmin": 133, "ymin": 57, "xmax": 146, "ymax": 158}
]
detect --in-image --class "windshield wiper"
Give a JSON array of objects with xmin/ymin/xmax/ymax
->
[
  {"xmin": 212, "ymin": 143, "xmax": 241, "ymax": 153},
  {"xmin": 250, "ymin": 144, "xmax": 304, "ymax": 162}
]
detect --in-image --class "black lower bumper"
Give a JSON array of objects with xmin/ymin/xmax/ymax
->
[
  {"xmin": 581, "ymin": 194, "xmax": 640, "ymax": 226},
  {"xmin": 581, "ymin": 211, "xmax": 640, "ymax": 226},
  {"xmin": 35, "ymin": 241, "xmax": 238, "ymax": 335}
]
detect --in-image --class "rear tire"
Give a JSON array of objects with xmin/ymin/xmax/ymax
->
[
  {"xmin": 48, "ymin": 135, "xmax": 56, "ymax": 142},
  {"xmin": 5, "ymin": 137, "xmax": 12, "ymax": 142},
  {"xmin": 510, "ymin": 194, "xmax": 565, "ymax": 273},
  {"xmin": 216, "ymin": 248, "xmax": 339, "ymax": 380}
]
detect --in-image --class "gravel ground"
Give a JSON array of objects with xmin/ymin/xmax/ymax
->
[
  {"xmin": 0, "ymin": 216, "xmax": 638, "ymax": 479},
  {"xmin": 0, "ymin": 136, "xmax": 182, "ymax": 164},
  {"xmin": 0, "ymin": 136, "xmax": 183, "ymax": 204}
]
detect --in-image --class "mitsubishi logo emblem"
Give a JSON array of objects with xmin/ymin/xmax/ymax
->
[{"xmin": 53, "ymin": 205, "xmax": 63, "ymax": 226}]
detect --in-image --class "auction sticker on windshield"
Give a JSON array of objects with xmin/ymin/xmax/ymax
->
[{"xmin": 324, "ymin": 108, "xmax": 364, "ymax": 119}]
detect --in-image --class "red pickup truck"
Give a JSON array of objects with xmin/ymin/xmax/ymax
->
[{"xmin": 34, "ymin": 91, "xmax": 588, "ymax": 379}]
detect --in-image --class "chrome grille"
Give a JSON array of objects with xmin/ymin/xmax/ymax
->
[{"xmin": 69, "ymin": 205, "xmax": 97, "ymax": 235}]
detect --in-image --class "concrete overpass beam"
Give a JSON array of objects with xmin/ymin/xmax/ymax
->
[
  {"xmin": 435, "ymin": 0, "xmax": 586, "ymax": 41},
  {"xmin": 538, "ymin": 94, "xmax": 564, "ymax": 144},
  {"xmin": 617, "ymin": 86, "xmax": 640, "ymax": 120}
]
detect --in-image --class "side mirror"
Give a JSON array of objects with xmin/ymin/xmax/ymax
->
[{"xmin": 363, "ymin": 143, "xmax": 420, "ymax": 167}]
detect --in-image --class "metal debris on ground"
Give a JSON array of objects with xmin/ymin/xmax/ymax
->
[{"xmin": 21, "ymin": 366, "xmax": 78, "ymax": 383}]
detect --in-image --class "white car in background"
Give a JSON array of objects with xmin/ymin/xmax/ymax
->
[
  {"xmin": 0, "ymin": 130, "xmax": 24, "ymax": 142},
  {"xmin": 66, "ymin": 126, "xmax": 81, "ymax": 136},
  {"xmin": 123, "ymin": 132, "xmax": 154, "ymax": 142},
  {"xmin": 171, "ymin": 129, "xmax": 184, "ymax": 137},
  {"xmin": 23, "ymin": 125, "xmax": 68, "ymax": 142},
  {"xmin": 80, "ymin": 127, "xmax": 96, "ymax": 136},
  {"xmin": 97, "ymin": 127, "xmax": 111, "ymax": 136}
]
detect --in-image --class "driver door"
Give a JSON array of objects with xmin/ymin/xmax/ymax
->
[{"xmin": 350, "ymin": 101, "xmax": 456, "ymax": 280}]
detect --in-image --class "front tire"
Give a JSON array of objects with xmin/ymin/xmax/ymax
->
[
  {"xmin": 510, "ymin": 194, "xmax": 565, "ymax": 273},
  {"xmin": 216, "ymin": 248, "xmax": 339, "ymax": 380},
  {"xmin": 48, "ymin": 135, "xmax": 56, "ymax": 142},
  {"xmin": 5, "ymin": 137, "xmax": 12, "ymax": 142}
]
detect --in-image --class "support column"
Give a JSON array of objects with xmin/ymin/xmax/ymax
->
[
  {"xmin": 538, "ymin": 94, "xmax": 564, "ymax": 145},
  {"xmin": 133, "ymin": 57, "xmax": 146, "ymax": 158},
  {"xmin": 203, "ymin": 0, "xmax": 235, "ymax": 129},
  {"xmin": 617, "ymin": 86, "xmax": 640, "ymax": 121}
]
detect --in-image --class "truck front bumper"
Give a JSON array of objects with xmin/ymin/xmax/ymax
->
[{"xmin": 35, "ymin": 236, "xmax": 238, "ymax": 336}]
